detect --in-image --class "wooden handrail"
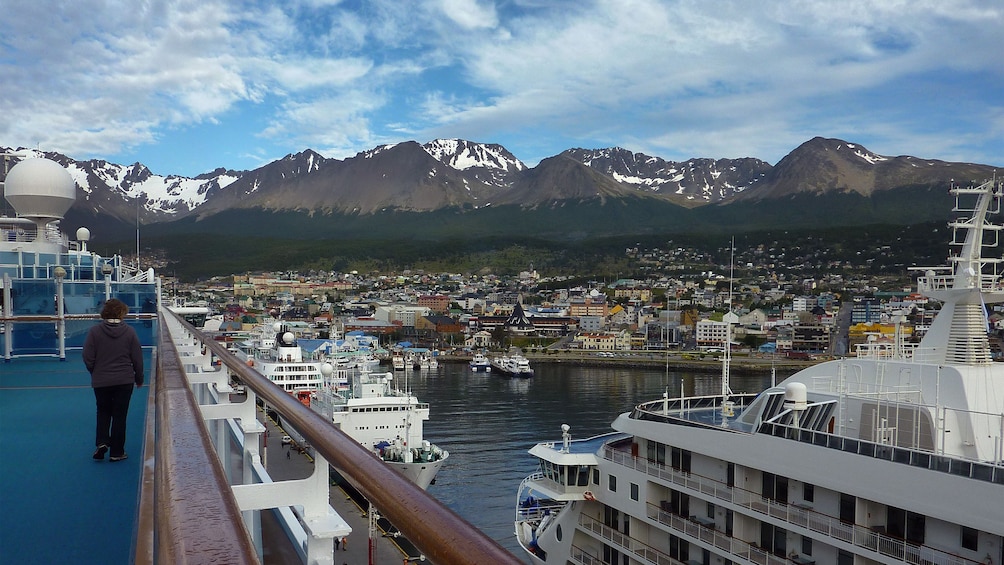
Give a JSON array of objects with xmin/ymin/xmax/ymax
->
[{"xmin": 171, "ymin": 310, "xmax": 522, "ymax": 565}]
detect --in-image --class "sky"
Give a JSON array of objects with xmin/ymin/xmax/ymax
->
[{"xmin": 1, "ymin": 0, "xmax": 1002, "ymax": 178}]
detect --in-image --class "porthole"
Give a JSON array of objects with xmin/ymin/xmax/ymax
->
[{"xmin": 556, "ymin": 524, "xmax": 562, "ymax": 541}]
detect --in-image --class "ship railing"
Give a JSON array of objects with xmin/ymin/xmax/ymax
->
[
  {"xmin": 917, "ymin": 273, "xmax": 1004, "ymax": 294},
  {"xmin": 631, "ymin": 393, "xmax": 759, "ymax": 428},
  {"xmin": 163, "ymin": 309, "xmax": 521, "ymax": 565},
  {"xmin": 570, "ymin": 544, "xmax": 605, "ymax": 565},
  {"xmin": 605, "ymin": 447, "xmax": 987, "ymax": 565},
  {"xmin": 758, "ymin": 422, "xmax": 1004, "ymax": 485}
]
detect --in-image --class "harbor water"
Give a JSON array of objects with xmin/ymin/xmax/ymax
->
[{"xmin": 398, "ymin": 360, "xmax": 785, "ymax": 559}]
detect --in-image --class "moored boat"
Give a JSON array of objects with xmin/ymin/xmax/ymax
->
[
  {"xmin": 470, "ymin": 352, "xmax": 492, "ymax": 372},
  {"xmin": 311, "ymin": 366, "xmax": 449, "ymax": 489},
  {"xmin": 232, "ymin": 321, "xmax": 327, "ymax": 403},
  {"xmin": 492, "ymin": 352, "xmax": 534, "ymax": 378}
]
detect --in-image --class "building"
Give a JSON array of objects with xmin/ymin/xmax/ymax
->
[{"xmin": 695, "ymin": 319, "xmax": 729, "ymax": 350}]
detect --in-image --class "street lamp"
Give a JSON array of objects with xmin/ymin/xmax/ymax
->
[
  {"xmin": 101, "ymin": 261, "xmax": 113, "ymax": 300},
  {"xmin": 54, "ymin": 266, "xmax": 66, "ymax": 360}
]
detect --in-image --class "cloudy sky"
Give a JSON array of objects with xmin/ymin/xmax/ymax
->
[{"xmin": 1, "ymin": 0, "xmax": 1001, "ymax": 177}]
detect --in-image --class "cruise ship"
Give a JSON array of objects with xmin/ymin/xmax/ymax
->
[
  {"xmin": 311, "ymin": 366, "xmax": 449, "ymax": 489},
  {"xmin": 232, "ymin": 320, "xmax": 327, "ymax": 403},
  {"xmin": 516, "ymin": 179, "xmax": 1004, "ymax": 565}
]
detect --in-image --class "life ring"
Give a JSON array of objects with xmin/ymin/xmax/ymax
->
[
  {"xmin": 583, "ymin": 491, "xmax": 595, "ymax": 501},
  {"xmin": 246, "ymin": 359, "xmax": 254, "ymax": 367}
]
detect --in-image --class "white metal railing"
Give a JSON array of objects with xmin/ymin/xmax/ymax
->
[{"xmin": 603, "ymin": 446, "xmax": 982, "ymax": 565}]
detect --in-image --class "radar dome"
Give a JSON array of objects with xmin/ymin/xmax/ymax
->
[{"xmin": 3, "ymin": 158, "xmax": 76, "ymax": 219}]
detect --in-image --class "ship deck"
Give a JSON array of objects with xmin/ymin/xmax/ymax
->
[{"xmin": 0, "ymin": 350, "xmax": 153, "ymax": 564}]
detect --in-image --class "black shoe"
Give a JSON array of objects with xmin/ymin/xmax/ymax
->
[
  {"xmin": 109, "ymin": 453, "xmax": 128, "ymax": 462},
  {"xmin": 93, "ymin": 445, "xmax": 108, "ymax": 460}
]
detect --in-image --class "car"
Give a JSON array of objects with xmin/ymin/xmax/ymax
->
[{"xmin": 281, "ymin": 435, "xmax": 292, "ymax": 445}]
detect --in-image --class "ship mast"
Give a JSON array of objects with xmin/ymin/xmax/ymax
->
[
  {"xmin": 916, "ymin": 177, "xmax": 1004, "ymax": 365},
  {"xmin": 722, "ymin": 237, "xmax": 737, "ymax": 418}
]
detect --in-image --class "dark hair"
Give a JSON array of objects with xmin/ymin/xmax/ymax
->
[{"xmin": 101, "ymin": 298, "xmax": 129, "ymax": 320}]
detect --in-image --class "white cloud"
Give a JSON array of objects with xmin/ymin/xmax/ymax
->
[
  {"xmin": 437, "ymin": 0, "xmax": 499, "ymax": 30},
  {"xmin": 0, "ymin": 0, "xmax": 1001, "ymax": 173}
]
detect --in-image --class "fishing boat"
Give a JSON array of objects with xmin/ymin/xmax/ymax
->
[
  {"xmin": 311, "ymin": 366, "xmax": 449, "ymax": 489},
  {"xmin": 515, "ymin": 179, "xmax": 1004, "ymax": 565},
  {"xmin": 392, "ymin": 352, "xmax": 406, "ymax": 370}
]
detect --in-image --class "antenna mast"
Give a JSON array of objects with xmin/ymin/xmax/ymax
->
[{"xmin": 722, "ymin": 237, "xmax": 737, "ymax": 418}]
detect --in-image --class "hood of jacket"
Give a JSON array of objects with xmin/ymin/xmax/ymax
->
[{"xmin": 98, "ymin": 320, "xmax": 130, "ymax": 338}]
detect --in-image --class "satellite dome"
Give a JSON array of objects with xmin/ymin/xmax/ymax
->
[{"xmin": 3, "ymin": 158, "xmax": 76, "ymax": 219}]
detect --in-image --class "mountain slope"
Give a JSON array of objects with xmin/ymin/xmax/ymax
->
[
  {"xmin": 563, "ymin": 147, "xmax": 771, "ymax": 205},
  {"xmin": 730, "ymin": 137, "xmax": 993, "ymax": 201}
]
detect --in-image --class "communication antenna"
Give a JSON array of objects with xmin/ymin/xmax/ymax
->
[{"xmin": 721, "ymin": 237, "xmax": 737, "ymax": 419}]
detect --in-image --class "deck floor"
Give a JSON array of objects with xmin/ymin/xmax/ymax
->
[{"xmin": 0, "ymin": 350, "xmax": 152, "ymax": 565}]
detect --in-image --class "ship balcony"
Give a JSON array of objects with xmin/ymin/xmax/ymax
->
[{"xmin": 603, "ymin": 447, "xmax": 990, "ymax": 565}]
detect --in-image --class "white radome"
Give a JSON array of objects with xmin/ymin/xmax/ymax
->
[{"xmin": 3, "ymin": 158, "xmax": 76, "ymax": 219}]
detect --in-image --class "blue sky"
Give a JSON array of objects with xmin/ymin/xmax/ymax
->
[{"xmin": 1, "ymin": 0, "xmax": 1002, "ymax": 177}]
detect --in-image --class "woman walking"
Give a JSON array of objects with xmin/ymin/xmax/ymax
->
[{"xmin": 83, "ymin": 299, "xmax": 144, "ymax": 462}]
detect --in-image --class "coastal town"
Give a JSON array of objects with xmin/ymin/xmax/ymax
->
[{"xmin": 158, "ymin": 235, "xmax": 985, "ymax": 370}]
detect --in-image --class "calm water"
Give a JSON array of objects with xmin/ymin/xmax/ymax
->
[{"xmin": 401, "ymin": 361, "xmax": 783, "ymax": 559}]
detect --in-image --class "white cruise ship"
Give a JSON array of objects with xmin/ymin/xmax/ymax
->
[
  {"xmin": 516, "ymin": 178, "xmax": 1004, "ymax": 565},
  {"xmin": 312, "ymin": 367, "xmax": 449, "ymax": 489},
  {"xmin": 233, "ymin": 321, "xmax": 326, "ymax": 403}
]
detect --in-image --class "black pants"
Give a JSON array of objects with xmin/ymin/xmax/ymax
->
[{"xmin": 94, "ymin": 383, "xmax": 134, "ymax": 457}]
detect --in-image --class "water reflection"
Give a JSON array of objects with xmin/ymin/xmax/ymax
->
[{"xmin": 404, "ymin": 361, "xmax": 785, "ymax": 558}]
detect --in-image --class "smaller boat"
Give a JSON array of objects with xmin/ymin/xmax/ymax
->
[
  {"xmin": 491, "ymin": 352, "xmax": 534, "ymax": 378},
  {"xmin": 469, "ymin": 352, "xmax": 492, "ymax": 372},
  {"xmin": 392, "ymin": 353, "xmax": 406, "ymax": 370},
  {"xmin": 419, "ymin": 352, "xmax": 439, "ymax": 370}
]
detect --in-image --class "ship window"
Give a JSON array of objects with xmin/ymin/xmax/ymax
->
[
  {"xmin": 592, "ymin": 469, "xmax": 599, "ymax": 485},
  {"xmin": 577, "ymin": 465, "xmax": 590, "ymax": 486},
  {"xmin": 670, "ymin": 447, "xmax": 691, "ymax": 473},
  {"xmin": 839, "ymin": 494, "xmax": 855, "ymax": 523},
  {"xmin": 888, "ymin": 506, "xmax": 926, "ymax": 545},
  {"xmin": 803, "ymin": 483, "xmax": 814, "ymax": 502},
  {"xmin": 760, "ymin": 522, "xmax": 787, "ymax": 557},
  {"xmin": 646, "ymin": 441, "xmax": 666, "ymax": 465},
  {"xmin": 608, "ymin": 474, "xmax": 617, "ymax": 492},
  {"xmin": 668, "ymin": 534, "xmax": 689, "ymax": 562},
  {"xmin": 630, "ymin": 483, "xmax": 639, "ymax": 501},
  {"xmin": 762, "ymin": 472, "xmax": 788, "ymax": 504},
  {"xmin": 961, "ymin": 526, "xmax": 978, "ymax": 551},
  {"xmin": 669, "ymin": 490, "xmax": 689, "ymax": 517},
  {"xmin": 801, "ymin": 535, "xmax": 812, "ymax": 555}
]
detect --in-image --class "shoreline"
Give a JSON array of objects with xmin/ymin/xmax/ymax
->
[{"xmin": 429, "ymin": 352, "xmax": 818, "ymax": 376}]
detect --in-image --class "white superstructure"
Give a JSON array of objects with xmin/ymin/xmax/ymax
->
[
  {"xmin": 516, "ymin": 178, "xmax": 1004, "ymax": 565},
  {"xmin": 492, "ymin": 352, "xmax": 534, "ymax": 378},
  {"xmin": 312, "ymin": 368, "xmax": 449, "ymax": 489},
  {"xmin": 233, "ymin": 321, "xmax": 326, "ymax": 400}
]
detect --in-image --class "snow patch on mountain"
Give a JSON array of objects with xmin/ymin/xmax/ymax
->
[{"xmin": 423, "ymin": 139, "xmax": 526, "ymax": 172}]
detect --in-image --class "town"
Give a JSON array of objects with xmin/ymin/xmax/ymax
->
[{"xmin": 159, "ymin": 231, "xmax": 993, "ymax": 367}]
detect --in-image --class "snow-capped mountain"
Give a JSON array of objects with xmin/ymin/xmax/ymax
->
[
  {"xmin": 422, "ymin": 139, "xmax": 526, "ymax": 189},
  {"xmin": 0, "ymin": 147, "xmax": 243, "ymax": 222},
  {"xmin": 2, "ymin": 137, "xmax": 998, "ymax": 238},
  {"xmin": 561, "ymin": 147, "xmax": 771, "ymax": 204}
]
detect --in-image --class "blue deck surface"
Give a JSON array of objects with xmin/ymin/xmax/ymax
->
[{"xmin": 0, "ymin": 350, "xmax": 152, "ymax": 565}]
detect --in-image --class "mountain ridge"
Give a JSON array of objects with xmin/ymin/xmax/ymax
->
[{"xmin": 2, "ymin": 137, "xmax": 999, "ymax": 244}]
